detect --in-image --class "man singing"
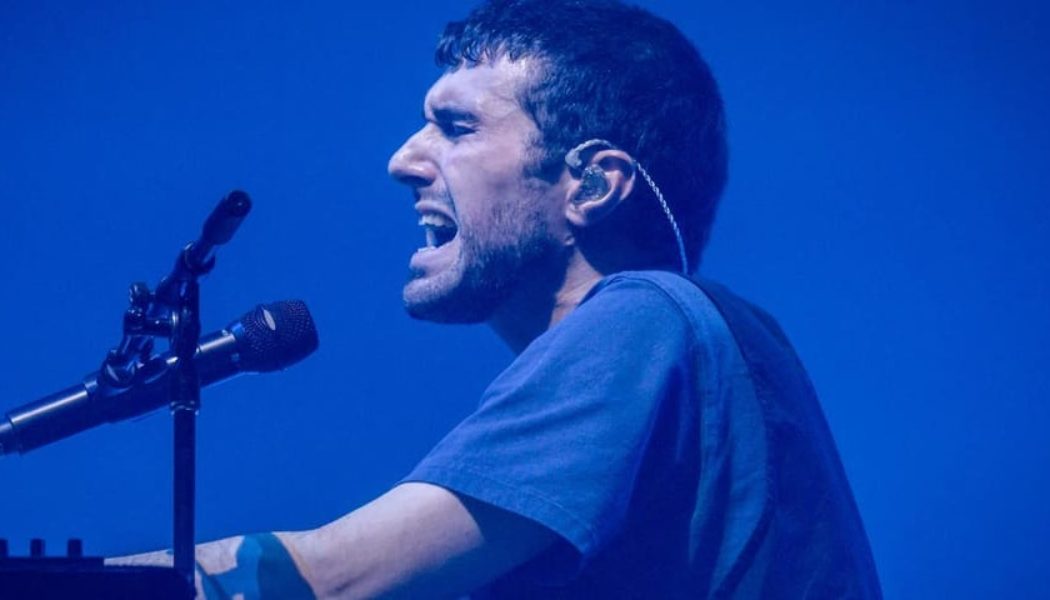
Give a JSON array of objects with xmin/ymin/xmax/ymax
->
[{"xmin": 115, "ymin": 0, "xmax": 881, "ymax": 597}]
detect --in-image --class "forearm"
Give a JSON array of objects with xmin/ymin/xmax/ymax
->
[
  {"xmin": 105, "ymin": 483, "xmax": 553, "ymax": 599},
  {"xmin": 107, "ymin": 531, "xmax": 317, "ymax": 599}
]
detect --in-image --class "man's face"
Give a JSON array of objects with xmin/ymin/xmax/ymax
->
[{"xmin": 388, "ymin": 57, "xmax": 567, "ymax": 323}]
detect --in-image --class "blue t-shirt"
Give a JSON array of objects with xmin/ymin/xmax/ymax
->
[{"xmin": 404, "ymin": 271, "xmax": 881, "ymax": 598}]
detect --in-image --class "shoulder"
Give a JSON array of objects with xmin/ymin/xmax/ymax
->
[
  {"xmin": 486, "ymin": 271, "xmax": 717, "ymax": 399},
  {"xmin": 566, "ymin": 271, "xmax": 757, "ymax": 388},
  {"xmin": 584, "ymin": 270, "xmax": 707, "ymax": 308},
  {"xmin": 527, "ymin": 270, "xmax": 703, "ymax": 359},
  {"xmin": 567, "ymin": 270, "xmax": 737, "ymax": 351},
  {"xmin": 493, "ymin": 270, "xmax": 745, "ymax": 392}
]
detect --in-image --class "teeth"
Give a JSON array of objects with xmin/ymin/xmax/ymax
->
[
  {"xmin": 419, "ymin": 213, "xmax": 454, "ymax": 228},
  {"xmin": 417, "ymin": 212, "xmax": 458, "ymax": 251}
]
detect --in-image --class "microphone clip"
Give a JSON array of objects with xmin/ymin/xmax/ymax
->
[{"xmin": 98, "ymin": 191, "xmax": 252, "ymax": 393}]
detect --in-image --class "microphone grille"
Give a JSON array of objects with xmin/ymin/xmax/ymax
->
[{"xmin": 235, "ymin": 300, "xmax": 319, "ymax": 372}]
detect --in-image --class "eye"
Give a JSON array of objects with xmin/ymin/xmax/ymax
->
[{"xmin": 439, "ymin": 121, "xmax": 476, "ymax": 139}]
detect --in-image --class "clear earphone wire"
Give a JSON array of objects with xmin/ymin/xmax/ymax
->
[{"xmin": 565, "ymin": 139, "xmax": 690, "ymax": 274}]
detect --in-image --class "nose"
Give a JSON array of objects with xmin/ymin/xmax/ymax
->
[{"xmin": 388, "ymin": 129, "xmax": 437, "ymax": 189}]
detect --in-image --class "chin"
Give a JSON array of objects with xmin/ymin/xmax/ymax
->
[{"xmin": 402, "ymin": 272, "xmax": 500, "ymax": 324}]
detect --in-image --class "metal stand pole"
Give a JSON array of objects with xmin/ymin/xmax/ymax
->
[
  {"xmin": 172, "ymin": 406, "xmax": 197, "ymax": 583},
  {"xmin": 170, "ymin": 281, "xmax": 202, "ymax": 585}
]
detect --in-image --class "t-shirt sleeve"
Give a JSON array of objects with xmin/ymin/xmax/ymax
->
[{"xmin": 401, "ymin": 274, "xmax": 696, "ymax": 567}]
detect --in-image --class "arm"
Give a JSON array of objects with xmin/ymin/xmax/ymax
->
[{"xmin": 109, "ymin": 482, "xmax": 557, "ymax": 600}]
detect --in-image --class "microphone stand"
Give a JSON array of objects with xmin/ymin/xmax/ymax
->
[
  {"xmin": 166, "ymin": 261, "xmax": 204, "ymax": 584},
  {"xmin": 97, "ymin": 191, "xmax": 252, "ymax": 588}
]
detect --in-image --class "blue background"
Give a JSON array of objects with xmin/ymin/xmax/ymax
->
[{"xmin": 1, "ymin": 1, "xmax": 1047, "ymax": 597}]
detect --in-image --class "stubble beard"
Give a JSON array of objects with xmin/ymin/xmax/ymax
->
[{"xmin": 403, "ymin": 201, "xmax": 560, "ymax": 324}]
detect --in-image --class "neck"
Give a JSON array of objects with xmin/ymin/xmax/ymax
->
[{"xmin": 488, "ymin": 253, "xmax": 605, "ymax": 354}]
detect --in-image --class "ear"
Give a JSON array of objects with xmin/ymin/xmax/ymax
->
[{"xmin": 564, "ymin": 149, "xmax": 637, "ymax": 228}]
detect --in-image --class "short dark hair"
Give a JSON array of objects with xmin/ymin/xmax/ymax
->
[{"xmin": 437, "ymin": 0, "xmax": 728, "ymax": 270}]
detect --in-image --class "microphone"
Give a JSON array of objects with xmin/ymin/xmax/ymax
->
[{"xmin": 0, "ymin": 300, "xmax": 319, "ymax": 456}]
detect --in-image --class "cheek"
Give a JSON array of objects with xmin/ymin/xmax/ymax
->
[{"xmin": 444, "ymin": 147, "xmax": 529, "ymax": 218}]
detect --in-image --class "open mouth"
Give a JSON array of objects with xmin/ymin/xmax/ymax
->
[{"xmin": 418, "ymin": 212, "xmax": 458, "ymax": 250}]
